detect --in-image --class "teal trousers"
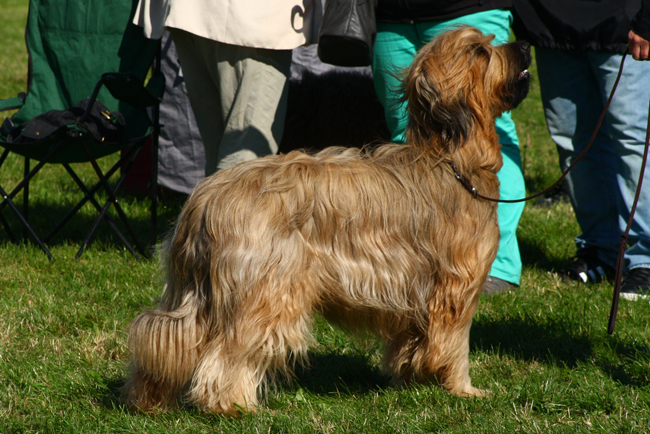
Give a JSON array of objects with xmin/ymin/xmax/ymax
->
[{"xmin": 372, "ymin": 10, "xmax": 524, "ymax": 284}]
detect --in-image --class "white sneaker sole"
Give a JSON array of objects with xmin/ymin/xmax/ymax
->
[{"xmin": 620, "ymin": 292, "xmax": 650, "ymax": 301}]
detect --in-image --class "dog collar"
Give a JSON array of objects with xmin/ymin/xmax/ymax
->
[{"xmin": 450, "ymin": 163, "xmax": 478, "ymax": 198}]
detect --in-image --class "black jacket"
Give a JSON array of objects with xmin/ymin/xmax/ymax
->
[
  {"xmin": 376, "ymin": 0, "xmax": 512, "ymax": 23},
  {"xmin": 512, "ymin": 0, "xmax": 650, "ymax": 53},
  {"xmin": 632, "ymin": 0, "xmax": 650, "ymax": 40}
]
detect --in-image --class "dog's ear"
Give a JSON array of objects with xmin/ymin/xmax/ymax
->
[
  {"xmin": 402, "ymin": 27, "xmax": 495, "ymax": 154},
  {"xmin": 402, "ymin": 58, "xmax": 473, "ymax": 153}
]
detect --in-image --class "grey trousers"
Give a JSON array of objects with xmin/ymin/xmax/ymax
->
[
  {"xmin": 157, "ymin": 32, "xmax": 205, "ymax": 194},
  {"xmin": 170, "ymin": 28, "xmax": 292, "ymax": 175}
]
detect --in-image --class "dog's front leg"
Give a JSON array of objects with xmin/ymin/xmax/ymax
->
[
  {"xmin": 384, "ymin": 288, "xmax": 485, "ymax": 397},
  {"xmin": 423, "ymin": 292, "xmax": 485, "ymax": 397}
]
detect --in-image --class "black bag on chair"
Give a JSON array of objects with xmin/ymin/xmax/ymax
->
[
  {"xmin": 5, "ymin": 99, "xmax": 126, "ymax": 145},
  {"xmin": 317, "ymin": 0, "xmax": 377, "ymax": 67}
]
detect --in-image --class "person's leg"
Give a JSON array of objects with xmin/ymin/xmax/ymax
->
[
  {"xmin": 170, "ymin": 28, "xmax": 291, "ymax": 176},
  {"xmin": 589, "ymin": 51, "xmax": 650, "ymax": 283},
  {"xmin": 371, "ymin": 23, "xmax": 419, "ymax": 143},
  {"xmin": 216, "ymin": 47, "xmax": 292, "ymax": 172},
  {"xmin": 169, "ymin": 29, "xmax": 224, "ymax": 177},
  {"xmin": 536, "ymin": 48, "xmax": 621, "ymax": 274},
  {"xmin": 490, "ymin": 139, "xmax": 525, "ymax": 284},
  {"xmin": 420, "ymin": 10, "xmax": 525, "ymax": 285},
  {"xmin": 157, "ymin": 32, "xmax": 206, "ymax": 195}
]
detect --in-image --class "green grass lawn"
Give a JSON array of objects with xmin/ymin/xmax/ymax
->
[{"xmin": 1, "ymin": 1, "xmax": 649, "ymax": 433}]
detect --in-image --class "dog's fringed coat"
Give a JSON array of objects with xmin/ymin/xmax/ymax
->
[{"xmin": 125, "ymin": 26, "xmax": 531, "ymax": 414}]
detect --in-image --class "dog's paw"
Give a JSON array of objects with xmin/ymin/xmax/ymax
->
[{"xmin": 459, "ymin": 386, "xmax": 490, "ymax": 398}]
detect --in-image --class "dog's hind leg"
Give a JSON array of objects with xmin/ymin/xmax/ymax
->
[
  {"xmin": 187, "ymin": 281, "xmax": 315, "ymax": 415},
  {"xmin": 124, "ymin": 306, "xmax": 205, "ymax": 411},
  {"xmin": 383, "ymin": 324, "xmax": 427, "ymax": 387},
  {"xmin": 123, "ymin": 366, "xmax": 182, "ymax": 412}
]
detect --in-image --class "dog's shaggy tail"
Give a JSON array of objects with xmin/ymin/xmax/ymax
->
[{"xmin": 124, "ymin": 292, "xmax": 206, "ymax": 411}]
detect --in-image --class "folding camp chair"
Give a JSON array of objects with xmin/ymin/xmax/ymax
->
[{"xmin": 0, "ymin": 0, "xmax": 163, "ymax": 260}]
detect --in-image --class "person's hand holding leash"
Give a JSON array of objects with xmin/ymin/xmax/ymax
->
[{"xmin": 629, "ymin": 29, "xmax": 650, "ymax": 60}]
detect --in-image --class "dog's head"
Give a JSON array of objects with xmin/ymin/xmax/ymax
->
[{"xmin": 402, "ymin": 26, "xmax": 531, "ymax": 154}]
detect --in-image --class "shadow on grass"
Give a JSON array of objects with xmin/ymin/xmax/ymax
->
[
  {"xmin": 597, "ymin": 339, "xmax": 650, "ymax": 388},
  {"xmin": 95, "ymin": 331, "xmax": 650, "ymax": 414},
  {"xmin": 471, "ymin": 316, "xmax": 650, "ymax": 388},
  {"xmin": 518, "ymin": 237, "xmax": 568, "ymax": 274},
  {"xmin": 96, "ymin": 352, "xmax": 391, "ymax": 412},
  {"xmin": 471, "ymin": 316, "xmax": 593, "ymax": 368},
  {"xmin": 0, "ymin": 193, "xmax": 184, "ymax": 255},
  {"xmin": 100, "ymin": 378, "xmax": 127, "ymax": 411},
  {"xmin": 98, "ymin": 377, "xmax": 200, "ymax": 414},
  {"xmin": 293, "ymin": 351, "xmax": 390, "ymax": 396}
]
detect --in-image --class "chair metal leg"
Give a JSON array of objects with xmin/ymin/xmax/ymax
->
[
  {"xmin": 76, "ymin": 194, "xmax": 140, "ymax": 260},
  {"xmin": 23, "ymin": 157, "xmax": 29, "ymax": 242},
  {"xmin": 64, "ymin": 163, "xmax": 141, "ymax": 260},
  {"xmin": 0, "ymin": 145, "xmax": 63, "ymax": 260},
  {"xmin": 0, "ymin": 141, "xmax": 64, "ymax": 215},
  {"xmin": 43, "ymin": 143, "xmax": 143, "ymax": 260},
  {"xmin": 46, "ymin": 163, "xmax": 130, "ymax": 243},
  {"xmin": 0, "ymin": 182, "xmax": 53, "ymax": 260},
  {"xmin": 59, "ymin": 164, "xmax": 139, "ymax": 255},
  {"xmin": 77, "ymin": 141, "xmax": 147, "ymax": 259},
  {"xmin": 0, "ymin": 210, "xmax": 18, "ymax": 243},
  {"xmin": 0, "ymin": 150, "xmax": 18, "ymax": 243}
]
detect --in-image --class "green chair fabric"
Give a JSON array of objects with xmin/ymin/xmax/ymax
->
[{"xmin": 0, "ymin": 0, "xmax": 163, "ymax": 259}]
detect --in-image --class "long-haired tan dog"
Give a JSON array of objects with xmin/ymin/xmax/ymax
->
[{"xmin": 125, "ymin": 26, "xmax": 531, "ymax": 414}]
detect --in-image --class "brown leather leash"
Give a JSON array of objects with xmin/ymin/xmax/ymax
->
[
  {"xmin": 451, "ymin": 51, "xmax": 650, "ymax": 333},
  {"xmin": 608, "ymin": 71, "xmax": 650, "ymax": 334}
]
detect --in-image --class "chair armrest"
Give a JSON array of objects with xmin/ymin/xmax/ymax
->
[
  {"xmin": 0, "ymin": 93, "xmax": 26, "ymax": 112},
  {"xmin": 79, "ymin": 72, "xmax": 163, "ymax": 124},
  {"xmin": 102, "ymin": 72, "xmax": 163, "ymax": 109}
]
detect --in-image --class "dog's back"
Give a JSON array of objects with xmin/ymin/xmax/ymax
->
[{"xmin": 167, "ymin": 144, "xmax": 498, "ymax": 325}]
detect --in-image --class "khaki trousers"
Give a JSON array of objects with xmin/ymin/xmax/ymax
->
[{"xmin": 170, "ymin": 28, "xmax": 292, "ymax": 175}]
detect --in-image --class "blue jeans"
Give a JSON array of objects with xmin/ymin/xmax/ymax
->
[
  {"xmin": 536, "ymin": 48, "xmax": 650, "ymax": 271},
  {"xmin": 372, "ymin": 10, "xmax": 525, "ymax": 284}
]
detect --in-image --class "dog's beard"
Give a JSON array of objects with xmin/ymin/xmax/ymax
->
[{"xmin": 504, "ymin": 42, "xmax": 532, "ymax": 109}]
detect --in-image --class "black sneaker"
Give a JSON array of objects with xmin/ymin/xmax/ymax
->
[
  {"xmin": 620, "ymin": 268, "xmax": 650, "ymax": 301},
  {"xmin": 561, "ymin": 247, "xmax": 614, "ymax": 283},
  {"xmin": 482, "ymin": 276, "xmax": 516, "ymax": 296}
]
